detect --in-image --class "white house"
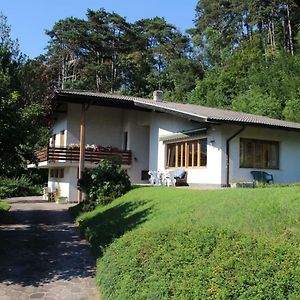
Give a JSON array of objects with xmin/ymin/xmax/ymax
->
[{"xmin": 28, "ymin": 90, "xmax": 300, "ymax": 202}]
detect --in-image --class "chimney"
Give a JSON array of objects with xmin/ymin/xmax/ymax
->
[{"xmin": 153, "ymin": 90, "xmax": 163, "ymax": 102}]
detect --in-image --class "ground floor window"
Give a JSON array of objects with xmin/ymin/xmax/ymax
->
[
  {"xmin": 166, "ymin": 138, "xmax": 207, "ymax": 168},
  {"xmin": 240, "ymin": 138, "xmax": 279, "ymax": 169},
  {"xmin": 49, "ymin": 168, "xmax": 64, "ymax": 179}
]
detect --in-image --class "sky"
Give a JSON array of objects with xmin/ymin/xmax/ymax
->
[{"xmin": 1, "ymin": 0, "xmax": 198, "ymax": 59}]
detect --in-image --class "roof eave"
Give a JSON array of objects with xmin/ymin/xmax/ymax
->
[
  {"xmin": 208, "ymin": 118, "xmax": 300, "ymax": 132},
  {"xmin": 132, "ymin": 101, "xmax": 211, "ymax": 124}
]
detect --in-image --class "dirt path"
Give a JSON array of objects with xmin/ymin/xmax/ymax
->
[{"xmin": 0, "ymin": 197, "xmax": 99, "ymax": 300}]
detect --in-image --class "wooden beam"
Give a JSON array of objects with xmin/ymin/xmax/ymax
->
[
  {"xmin": 78, "ymin": 103, "xmax": 87, "ymax": 203},
  {"xmin": 175, "ymin": 144, "xmax": 178, "ymax": 168},
  {"xmin": 197, "ymin": 141, "xmax": 201, "ymax": 167},
  {"xmin": 180, "ymin": 143, "xmax": 183, "ymax": 167}
]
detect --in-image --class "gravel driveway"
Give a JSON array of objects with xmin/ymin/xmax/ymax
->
[{"xmin": 0, "ymin": 196, "xmax": 99, "ymax": 300}]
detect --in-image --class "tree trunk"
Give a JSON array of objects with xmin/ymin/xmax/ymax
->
[
  {"xmin": 268, "ymin": 18, "xmax": 272, "ymax": 46},
  {"xmin": 95, "ymin": 51, "xmax": 102, "ymax": 91},
  {"xmin": 286, "ymin": 2, "xmax": 294, "ymax": 55},
  {"xmin": 111, "ymin": 37, "xmax": 115, "ymax": 93},
  {"xmin": 271, "ymin": 6, "xmax": 276, "ymax": 48},
  {"xmin": 61, "ymin": 58, "xmax": 65, "ymax": 89},
  {"xmin": 282, "ymin": 15, "xmax": 287, "ymax": 51}
]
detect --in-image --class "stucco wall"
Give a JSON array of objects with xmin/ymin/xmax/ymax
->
[
  {"xmin": 67, "ymin": 104, "xmax": 124, "ymax": 148},
  {"xmin": 67, "ymin": 167, "xmax": 79, "ymax": 202},
  {"xmin": 149, "ymin": 113, "xmax": 223, "ymax": 185},
  {"xmin": 47, "ymin": 167, "xmax": 78, "ymax": 202},
  {"xmin": 123, "ymin": 110, "xmax": 150, "ymax": 183},
  {"xmin": 50, "ymin": 113, "xmax": 67, "ymax": 147},
  {"xmin": 48, "ymin": 169, "xmax": 69, "ymax": 199},
  {"xmin": 187, "ymin": 127, "xmax": 223, "ymax": 185},
  {"xmin": 221, "ymin": 125, "xmax": 300, "ymax": 185},
  {"xmin": 149, "ymin": 113, "xmax": 199, "ymax": 171},
  {"xmin": 48, "ymin": 105, "xmax": 153, "ymax": 195}
]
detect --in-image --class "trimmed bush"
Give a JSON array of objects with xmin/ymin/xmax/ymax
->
[
  {"xmin": 73, "ymin": 187, "xmax": 300, "ymax": 299},
  {"xmin": 98, "ymin": 226, "xmax": 300, "ymax": 300},
  {"xmin": 0, "ymin": 200, "xmax": 11, "ymax": 212},
  {"xmin": 78, "ymin": 160, "xmax": 131, "ymax": 211},
  {"xmin": 0, "ymin": 176, "xmax": 42, "ymax": 199}
]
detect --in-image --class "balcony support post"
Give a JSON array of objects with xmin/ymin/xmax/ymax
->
[
  {"xmin": 47, "ymin": 145, "xmax": 49, "ymax": 161},
  {"xmin": 78, "ymin": 103, "xmax": 89, "ymax": 203}
]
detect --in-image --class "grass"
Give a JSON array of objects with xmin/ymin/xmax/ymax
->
[
  {"xmin": 0, "ymin": 199, "xmax": 11, "ymax": 213},
  {"xmin": 72, "ymin": 186, "xmax": 300, "ymax": 299}
]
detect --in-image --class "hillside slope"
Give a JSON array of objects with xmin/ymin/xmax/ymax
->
[{"xmin": 73, "ymin": 187, "xmax": 300, "ymax": 299}]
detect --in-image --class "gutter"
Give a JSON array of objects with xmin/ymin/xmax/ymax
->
[{"xmin": 226, "ymin": 126, "xmax": 245, "ymax": 187}]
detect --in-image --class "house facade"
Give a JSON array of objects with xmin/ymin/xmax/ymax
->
[{"xmin": 28, "ymin": 90, "xmax": 300, "ymax": 202}]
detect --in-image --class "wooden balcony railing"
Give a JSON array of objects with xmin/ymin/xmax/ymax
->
[{"xmin": 34, "ymin": 146, "xmax": 132, "ymax": 165}]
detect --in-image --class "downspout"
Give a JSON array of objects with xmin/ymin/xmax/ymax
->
[{"xmin": 226, "ymin": 126, "xmax": 245, "ymax": 187}]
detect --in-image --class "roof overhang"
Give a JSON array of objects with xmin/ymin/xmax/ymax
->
[
  {"xmin": 53, "ymin": 90, "xmax": 214, "ymax": 124},
  {"xmin": 51, "ymin": 90, "xmax": 300, "ymax": 132},
  {"xmin": 159, "ymin": 127, "xmax": 208, "ymax": 143}
]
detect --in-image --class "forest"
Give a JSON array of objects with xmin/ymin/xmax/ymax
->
[{"xmin": 1, "ymin": 0, "xmax": 300, "ymax": 176}]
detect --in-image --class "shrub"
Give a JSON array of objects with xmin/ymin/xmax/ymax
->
[
  {"xmin": 98, "ymin": 226, "xmax": 300, "ymax": 300},
  {"xmin": 0, "ymin": 176, "xmax": 42, "ymax": 198},
  {"xmin": 78, "ymin": 160, "xmax": 131, "ymax": 211},
  {"xmin": 27, "ymin": 168, "xmax": 48, "ymax": 185},
  {"xmin": 0, "ymin": 200, "xmax": 11, "ymax": 212}
]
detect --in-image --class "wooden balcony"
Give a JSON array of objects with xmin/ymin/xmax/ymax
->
[{"xmin": 34, "ymin": 146, "xmax": 132, "ymax": 165}]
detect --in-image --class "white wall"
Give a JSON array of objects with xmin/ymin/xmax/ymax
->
[
  {"xmin": 67, "ymin": 167, "xmax": 79, "ymax": 202},
  {"xmin": 67, "ymin": 104, "xmax": 124, "ymax": 148},
  {"xmin": 187, "ymin": 127, "xmax": 223, "ymax": 185},
  {"xmin": 122, "ymin": 110, "xmax": 150, "ymax": 183},
  {"xmin": 50, "ymin": 113, "xmax": 67, "ymax": 147},
  {"xmin": 49, "ymin": 105, "xmax": 153, "ymax": 193},
  {"xmin": 149, "ymin": 113, "xmax": 199, "ymax": 171},
  {"xmin": 221, "ymin": 125, "xmax": 300, "ymax": 185},
  {"xmin": 47, "ymin": 167, "xmax": 79, "ymax": 202},
  {"xmin": 49, "ymin": 104, "xmax": 300, "ymax": 191},
  {"xmin": 149, "ymin": 113, "xmax": 223, "ymax": 185},
  {"xmin": 48, "ymin": 169, "xmax": 69, "ymax": 199}
]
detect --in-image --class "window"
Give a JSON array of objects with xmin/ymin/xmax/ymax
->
[
  {"xmin": 240, "ymin": 138, "xmax": 279, "ymax": 169},
  {"xmin": 59, "ymin": 169, "xmax": 64, "ymax": 178},
  {"xmin": 49, "ymin": 168, "xmax": 64, "ymax": 178},
  {"xmin": 166, "ymin": 138, "xmax": 207, "ymax": 168}
]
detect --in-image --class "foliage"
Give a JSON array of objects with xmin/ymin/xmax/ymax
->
[
  {"xmin": 42, "ymin": 4, "xmax": 300, "ymax": 121},
  {"xmin": 283, "ymin": 97, "xmax": 300, "ymax": 122},
  {"xmin": 188, "ymin": 1, "xmax": 300, "ymax": 121},
  {"xmin": 190, "ymin": 40, "xmax": 300, "ymax": 120},
  {"xmin": 26, "ymin": 168, "xmax": 48, "ymax": 186},
  {"xmin": 0, "ymin": 200, "xmax": 11, "ymax": 212},
  {"xmin": 44, "ymin": 9, "xmax": 196, "ymax": 100},
  {"xmin": 99, "ymin": 227, "xmax": 300, "ymax": 300},
  {"xmin": 164, "ymin": 58, "xmax": 203, "ymax": 102},
  {"xmin": 0, "ymin": 176, "xmax": 42, "ymax": 199},
  {"xmin": 232, "ymin": 87, "xmax": 282, "ymax": 119},
  {"xmin": 77, "ymin": 160, "xmax": 131, "ymax": 211},
  {"xmin": 0, "ymin": 14, "xmax": 49, "ymax": 177},
  {"xmin": 192, "ymin": 0, "xmax": 300, "ymax": 67},
  {"xmin": 73, "ymin": 186, "xmax": 300, "ymax": 299}
]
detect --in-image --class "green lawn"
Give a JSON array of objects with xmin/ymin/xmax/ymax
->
[
  {"xmin": 0, "ymin": 199, "xmax": 11, "ymax": 212},
  {"xmin": 73, "ymin": 187, "xmax": 300, "ymax": 299}
]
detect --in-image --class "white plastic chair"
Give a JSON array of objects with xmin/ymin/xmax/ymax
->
[
  {"xmin": 161, "ymin": 171, "xmax": 175, "ymax": 187},
  {"xmin": 148, "ymin": 171, "xmax": 160, "ymax": 185}
]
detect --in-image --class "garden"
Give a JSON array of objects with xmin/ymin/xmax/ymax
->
[
  {"xmin": 0, "ymin": 171, "xmax": 46, "ymax": 216},
  {"xmin": 71, "ymin": 166, "xmax": 300, "ymax": 300}
]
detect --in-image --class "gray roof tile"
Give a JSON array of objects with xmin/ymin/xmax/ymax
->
[{"xmin": 57, "ymin": 90, "xmax": 300, "ymax": 131}]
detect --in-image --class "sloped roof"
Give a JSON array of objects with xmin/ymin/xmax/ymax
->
[{"xmin": 55, "ymin": 90, "xmax": 300, "ymax": 131}]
